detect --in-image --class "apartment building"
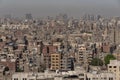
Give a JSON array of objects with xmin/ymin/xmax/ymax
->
[
  {"xmin": 108, "ymin": 60, "xmax": 120, "ymax": 80},
  {"xmin": 61, "ymin": 54, "xmax": 74, "ymax": 71},
  {"xmin": 77, "ymin": 44, "xmax": 93, "ymax": 65},
  {"xmin": 87, "ymin": 72, "xmax": 115, "ymax": 80},
  {"xmin": 51, "ymin": 53, "xmax": 61, "ymax": 70},
  {"xmin": 42, "ymin": 45, "xmax": 58, "ymax": 69}
]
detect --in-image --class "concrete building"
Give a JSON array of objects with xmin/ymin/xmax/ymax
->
[
  {"xmin": 87, "ymin": 71, "xmax": 115, "ymax": 80},
  {"xmin": 108, "ymin": 60, "xmax": 120, "ymax": 80},
  {"xmin": 61, "ymin": 54, "xmax": 74, "ymax": 71},
  {"xmin": 51, "ymin": 53, "xmax": 61, "ymax": 70},
  {"xmin": 12, "ymin": 69, "xmax": 115, "ymax": 80},
  {"xmin": 12, "ymin": 71, "xmax": 56, "ymax": 80},
  {"xmin": 42, "ymin": 45, "xmax": 58, "ymax": 69},
  {"xmin": 77, "ymin": 44, "xmax": 93, "ymax": 66}
]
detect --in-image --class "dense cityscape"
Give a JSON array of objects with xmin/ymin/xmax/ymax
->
[{"xmin": 0, "ymin": 13, "xmax": 120, "ymax": 80}]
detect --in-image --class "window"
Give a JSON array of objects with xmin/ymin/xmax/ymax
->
[
  {"xmin": 56, "ymin": 64, "xmax": 59, "ymax": 66},
  {"xmin": 14, "ymin": 78, "xmax": 18, "ymax": 80},
  {"xmin": 52, "ymin": 64, "xmax": 55, "ymax": 66},
  {"xmin": 56, "ymin": 58, "xmax": 58, "ymax": 60},
  {"xmin": 56, "ymin": 61, "xmax": 58, "ymax": 63},
  {"xmin": 56, "ymin": 55, "xmax": 59, "ymax": 57},
  {"xmin": 92, "ymin": 78, "xmax": 95, "ymax": 80},
  {"xmin": 52, "ymin": 58, "xmax": 55, "ymax": 60},
  {"xmin": 109, "ymin": 78, "xmax": 113, "ymax": 80},
  {"xmin": 52, "ymin": 61, "xmax": 55, "ymax": 63},
  {"xmin": 109, "ymin": 66, "xmax": 112, "ymax": 68},
  {"xmin": 114, "ymin": 66, "xmax": 116, "ymax": 68},
  {"xmin": 23, "ymin": 78, "xmax": 27, "ymax": 80},
  {"xmin": 104, "ymin": 77, "xmax": 107, "ymax": 80},
  {"xmin": 55, "ymin": 66, "xmax": 59, "ymax": 68},
  {"xmin": 52, "ymin": 55, "xmax": 55, "ymax": 57}
]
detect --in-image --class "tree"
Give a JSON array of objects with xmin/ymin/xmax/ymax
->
[
  {"xmin": 3, "ymin": 66, "xmax": 9, "ymax": 75},
  {"xmin": 104, "ymin": 54, "xmax": 116, "ymax": 65},
  {"xmin": 90, "ymin": 58, "xmax": 103, "ymax": 66}
]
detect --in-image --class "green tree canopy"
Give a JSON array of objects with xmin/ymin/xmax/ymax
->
[
  {"xmin": 4, "ymin": 66, "xmax": 9, "ymax": 71},
  {"xmin": 3, "ymin": 66, "xmax": 9, "ymax": 75},
  {"xmin": 104, "ymin": 54, "xmax": 116, "ymax": 65},
  {"xmin": 90, "ymin": 58, "xmax": 103, "ymax": 66}
]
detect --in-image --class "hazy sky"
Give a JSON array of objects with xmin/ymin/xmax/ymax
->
[{"xmin": 0, "ymin": 0, "xmax": 120, "ymax": 18}]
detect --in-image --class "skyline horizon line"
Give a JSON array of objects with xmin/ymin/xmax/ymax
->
[{"xmin": 1, "ymin": 12, "xmax": 120, "ymax": 19}]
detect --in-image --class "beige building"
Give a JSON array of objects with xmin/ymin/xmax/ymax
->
[
  {"xmin": 108, "ymin": 60, "xmax": 120, "ymax": 80},
  {"xmin": 77, "ymin": 44, "xmax": 86, "ymax": 64},
  {"xmin": 77, "ymin": 44, "xmax": 92, "ymax": 65},
  {"xmin": 50, "ymin": 53, "xmax": 61, "ymax": 70}
]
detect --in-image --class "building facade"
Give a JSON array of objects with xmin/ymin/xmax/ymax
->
[{"xmin": 108, "ymin": 60, "xmax": 120, "ymax": 80}]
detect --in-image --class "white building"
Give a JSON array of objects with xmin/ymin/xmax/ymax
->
[
  {"xmin": 12, "ymin": 66, "xmax": 116, "ymax": 80},
  {"xmin": 108, "ymin": 60, "xmax": 120, "ymax": 80},
  {"xmin": 87, "ymin": 71, "xmax": 115, "ymax": 80}
]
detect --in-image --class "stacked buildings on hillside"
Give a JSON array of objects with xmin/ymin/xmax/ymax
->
[{"xmin": 0, "ymin": 14, "xmax": 120, "ymax": 80}]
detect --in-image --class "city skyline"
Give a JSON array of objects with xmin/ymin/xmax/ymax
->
[
  {"xmin": 0, "ymin": 1, "xmax": 120, "ymax": 79},
  {"xmin": 0, "ymin": 0, "xmax": 120, "ymax": 18}
]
